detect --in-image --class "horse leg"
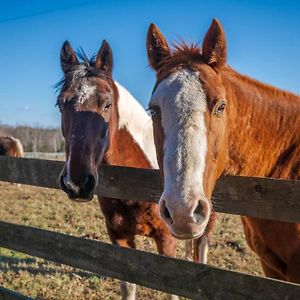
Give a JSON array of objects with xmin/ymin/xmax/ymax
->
[
  {"xmin": 116, "ymin": 237, "xmax": 137, "ymax": 300},
  {"xmin": 194, "ymin": 212, "xmax": 216, "ymax": 263},
  {"xmin": 260, "ymin": 259, "xmax": 286, "ymax": 281},
  {"xmin": 106, "ymin": 225, "xmax": 137, "ymax": 300},
  {"xmin": 254, "ymin": 245, "xmax": 286, "ymax": 280},
  {"xmin": 152, "ymin": 228, "xmax": 177, "ymax": 257},
  {"xmin": 192, "ymin": 212, "xmax": 215, "ymax": 263},
  {"xmin": 184, "ymin": 236, "xmax": 209, "ymax": 264},
  {"xmin": 193, "ymin": 235, "xmax": 209, "ymax": 264},
  {"xmin": 185, "ymin": 240, "xmax": 193, "ymax": 261},
  {"xmin": 241, "ymin": 217, "xmax": 286, "ymax": 280},
  {"xmin": 286, "ymin": 250, "xmax": 300, "ymax": 283},
  {"xmin": 153, "ymin": 231, "xmax": 179, "ymax": 300},
  {"xmin": 119, "ymin": 281, "xmax": 137, "ymax": 300}
]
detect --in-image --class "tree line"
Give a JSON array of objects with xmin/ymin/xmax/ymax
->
[{"xmin": 0, "ymin": 125, "xmax": 64, "ymax": 153}]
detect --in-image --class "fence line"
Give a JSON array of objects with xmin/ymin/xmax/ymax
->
[
  {"xmin": 0, "ymin": 221, "xmax": 299, "ymax": 300},
  {"xmin": 1, "ymin": 156, "xmax": 300, "ymax": 223},
  {"xmin": 1, "ymin": 156, "xmax": 300, "ymax": 299}
]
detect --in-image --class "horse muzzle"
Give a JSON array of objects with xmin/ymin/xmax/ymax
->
[{"xmin": 59, "ymin": 173, "xmax": 97, "ymax": 202}]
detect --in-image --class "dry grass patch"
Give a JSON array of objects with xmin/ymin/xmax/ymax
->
[{"xmin": 0, "ymin": 181, "xmax": 262, "ymax": 299}]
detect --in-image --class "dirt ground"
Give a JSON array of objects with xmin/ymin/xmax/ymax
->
[{"xmin": 0, "ymin": 181, "xmax": 263, "ymax": 299}]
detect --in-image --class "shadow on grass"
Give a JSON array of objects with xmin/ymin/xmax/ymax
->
[{"xmin": 0, "ymin": 255, "xmax": 100, "ymax": 279}]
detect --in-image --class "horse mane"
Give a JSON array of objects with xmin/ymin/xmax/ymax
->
[{"xmin": 224, "ymin": 65, "xmax": 300, "ymax": 103}]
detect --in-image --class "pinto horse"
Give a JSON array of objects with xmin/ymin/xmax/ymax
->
[
  {"xmin": 56, "ymin": 40, "xmax": 205, "ymax": 299},
  {"xmin": 146, "ymin": 18, "xmax": 300, "ymax": 283},
  {"xmin": 0, "ymin": 136, "xmax": 24, "ymax": 157}
]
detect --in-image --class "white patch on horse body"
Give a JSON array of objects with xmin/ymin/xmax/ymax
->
[
  {"xmin": 150, "ymin": 69, "xmax": 208, "ymax": 207},
  {"xmin": 115, "ymin": 82, "xmax": 158, "ymax": 168}
]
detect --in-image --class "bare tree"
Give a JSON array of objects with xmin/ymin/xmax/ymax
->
[{"xmin": 0, "ymin": 124, "xmax": 64, "ymax": 153}]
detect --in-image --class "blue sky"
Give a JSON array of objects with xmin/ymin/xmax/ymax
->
[{"xmin": 0, "ymin": 0, "xmax": 300, "ymax": 127}]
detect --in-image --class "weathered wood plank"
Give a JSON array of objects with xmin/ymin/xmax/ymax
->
[
  {"xmin": 0, "ymin": 157, "xmax": 62, "ymax": 190},
  {"xmin": 97, "ymin": 162, "xmax": 162, "ymax": 201},
  {"xmin": 1, "ymin": 156, "xmax": 300, "ymax": 223},
  {"xmin": 0, "ymin": 221, "xmax": 299, "ymax": 300},
  {"xmin": 0, "ymin": 286, "xmax": 33, "ymax": 300},
  {"xmin": 214, "ymin": 175, "xmax": 300, "ymax": 223}
]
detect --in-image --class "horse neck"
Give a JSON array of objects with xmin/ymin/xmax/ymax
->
[
  {"xmin": 223, "ymin": 67, "xmax": 300, "ymax": 179},
  {"xmin": 105, "ymin": 82, "xmax": 158, "ymax": 169}
]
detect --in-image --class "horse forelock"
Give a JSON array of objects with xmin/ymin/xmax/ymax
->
[
  {"xmin": 154, "ymin": 42, "xmax": 203, "ymax": 78},
  {"xmin": 55, "ymin": 49, "xmax": 111, "ymax": 102}
]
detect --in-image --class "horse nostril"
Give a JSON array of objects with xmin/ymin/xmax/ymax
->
[
  {"xmin": 194, "ymin": 202, "xmax": 205, "ymax": 216},
  {"xmin": 82, "ymin": 175, "xmax": 96, "ymax": 194},
  {"xmin": 160, "ymin": 200, "xmax": 173, "ymax": 224},
  {"xmin": 163, "ymin": 206, "xmax": 171, "ymax": 220},
  {"xmin": 193, "ymin": 201, "xmax": 206, "ymax": 224}
]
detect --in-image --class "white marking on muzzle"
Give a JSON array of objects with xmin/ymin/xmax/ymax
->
[
  {"xmin": 150, "ymin": 69, "xmax": 208, "ymax": 212},
  {"xmin": 63, "ymin": 176, "xmax": 80, "ymax": 194},
  {"xmin": 64, "ymin": 154, "xmax": 80, "ymax": 194}
]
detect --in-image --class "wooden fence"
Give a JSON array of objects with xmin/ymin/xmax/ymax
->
[{"xmin": 0, "ymin": 156, "xmax": 300, "ymax": 299}]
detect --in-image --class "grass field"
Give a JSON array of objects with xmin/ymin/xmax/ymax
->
[{"xmin": 0, "ymin": 181, "xmax": 263, "ymax": 299}]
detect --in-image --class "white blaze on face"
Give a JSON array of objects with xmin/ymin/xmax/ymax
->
[
  {"xmin": 150, "ymin": 69, "xmax": 208, "ymax": 211},
  {"xmin": 63, "ymin": 157, "xmax": 80, "ymax": 194},
  {"xmin": 76, "ymin": 78, "xmax": 97, "ymax": 105}
]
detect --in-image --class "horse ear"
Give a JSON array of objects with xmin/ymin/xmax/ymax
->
[
  {"xmin": 95, "ymin": 40, "xmax": 113, "ymax": 75},
  {"xmin": 202, "ymin": 19, "xmax": 227, "ymax": 70},
  {"xmin": 146, "ymin": 23, "xmax": 171, "ymax": 71},
  {"xmin": 61, "ymin": 41, "xmax": 79, "ymax": 73}
]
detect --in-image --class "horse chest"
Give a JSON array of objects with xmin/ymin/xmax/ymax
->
[
  {"xmin": 99, "ymin": 197, "xmax": 159, "ymax": 236},
  {"xmin": 242, "ymin": 216, "xmax": 300, "ymax": 262}
]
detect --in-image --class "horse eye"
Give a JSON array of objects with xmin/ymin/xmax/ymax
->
[
  {"xmin": 147, "ymin": 107, "xmax": 160, "ymax": 119},
  {"xmin": 103, "ymin": 102, "xmax": 112, "ymax": 111},
  {"xmin": 214, "ymin": 100, "xmax": 226, "ymax": 116}
]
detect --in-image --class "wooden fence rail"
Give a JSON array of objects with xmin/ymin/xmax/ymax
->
[
  {"xmin": 1, "ymin": 156, "xmax": 300, "ymax": 299},
  {"xmin": 1, "ymin": 156, "xmax": 300, "ymax": 223},
  {"xmin": 0, "ymin": 221, "xmax": 299, "ymax": 300}
]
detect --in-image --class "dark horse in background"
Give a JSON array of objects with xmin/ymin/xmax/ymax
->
[
  {"xmin": 146, "ymin": 18, "xmax": 300, "ymax": 283},
  {"xmin": 56, "ymin": 40, "xmax": 201, "ymax": 299},
  {"xmin": 0, "ymin": 136, "xmax": 24, "ymax": 157}
]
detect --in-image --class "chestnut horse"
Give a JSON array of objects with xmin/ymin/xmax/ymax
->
[
  {"xmin": 56, "ymin": 40, "xmax": 206, "ymax": 299},
  {"xmin": 0, "ymin": 136, "xmax": 24, "ymax": 157},
  {"xmin": 146, "ymin": 19, "xmax": 300, "ymax": 283}
]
